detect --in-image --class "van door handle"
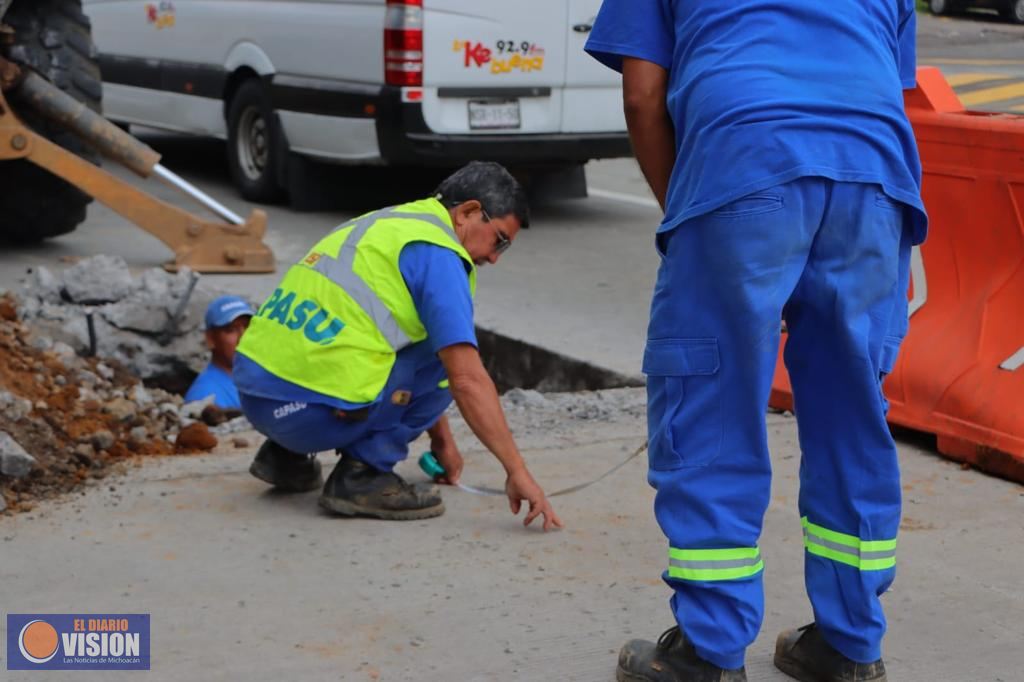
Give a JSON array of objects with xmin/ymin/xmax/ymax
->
[{"xmin": 572, "ymin": 22, "xmax": 593, "ymax": 33}]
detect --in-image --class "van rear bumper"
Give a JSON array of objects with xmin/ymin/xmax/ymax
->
[{"xmin": 375, "ymin": 87, "xmax": 631, "ymax": 166}]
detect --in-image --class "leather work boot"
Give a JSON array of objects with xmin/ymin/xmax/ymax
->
[
  {"xmin": 616, "ymin": 626, "xmax": 747, "ymax": 682},
  {"xmin": 774, "ymin": 624, "xmax": 887, "ymax": 682},
  {"xmin": 248, "ymin": 439, "xmax": 323, "ymax": 492},
  {"xmin": 318, "ymin": 455, "xmax": 444, "ymax": 520}
]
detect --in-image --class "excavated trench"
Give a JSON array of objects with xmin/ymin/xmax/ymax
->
[
  {"xmin": 149, "ymin": 327, "xmax": 642, "ymax": 397},
  {"xmin": 476, "ymin": 328, "xmax": 642, "ymax": 393}
]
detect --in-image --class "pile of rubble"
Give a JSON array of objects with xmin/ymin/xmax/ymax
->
[
  {"xmin": 15, "ymin": 254, "xmax": 215, "ymax": 390},
  {"xmin": 0, "ymin": 256, "xmax": 257, "ymax": 514}
]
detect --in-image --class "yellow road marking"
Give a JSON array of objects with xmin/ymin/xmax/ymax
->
[
  {"xmin": 958, "ymin": 81, "xmax": 1024, "ymax": 106},
  {"xmin": 944, "ymin": 72, "xmax": 1006, "ymax": 87}
]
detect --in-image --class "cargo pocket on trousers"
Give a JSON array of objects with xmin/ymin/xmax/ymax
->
[
  {"xmin": 642, "ymin": 338, "xmax": 723, "ymax": 471},
  {"xmin": 878, "ymin": 335, "xmax": 903, "ymax": 415}
]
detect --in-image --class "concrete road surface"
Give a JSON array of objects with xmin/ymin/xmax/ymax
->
[{"xmin": 2, "ymin": 395, "xmax": 1023, "ymax": 681}]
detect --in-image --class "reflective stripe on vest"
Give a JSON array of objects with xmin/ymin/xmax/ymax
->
[
  {"xmin": 668, "ymin": 546, "xmax": 764, "ymax": 582},
  {"xmin": 236, "ymin": 198, "xmax": 474, "ymax": 404},
  {"xmin": 802, "ymin": 517, "xmax": 897, "ymax": 571},
  {"xmin": 310, "ymin": 208, "xmax": 454, "ymax": 351}
]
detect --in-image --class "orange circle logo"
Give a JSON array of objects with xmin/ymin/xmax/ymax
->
[{"xmin": 19, "ymin": 620, "xmax": 59, "ymax": 664}]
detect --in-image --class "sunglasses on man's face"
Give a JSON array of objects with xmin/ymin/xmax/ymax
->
[{"xmin": 481, "ymin": 208, "xmax": 511, "ymax": 255}]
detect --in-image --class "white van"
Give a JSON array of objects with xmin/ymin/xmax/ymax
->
[{"xmin": 82, "ymin": 0, "xmax": 630, "ymax": 204}]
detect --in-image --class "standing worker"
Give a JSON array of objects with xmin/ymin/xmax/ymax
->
[
  {"xmin": 233, "ymin": 162, "xmax": 562, "ymax": 531},
  {"xmin": 586, "ymin": 2, "xmax": 925, "ymax": 681}
]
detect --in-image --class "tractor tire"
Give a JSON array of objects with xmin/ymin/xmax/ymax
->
[{"xmin": 0, "ymin": 0, "xmax": 102, "ymax": 243}]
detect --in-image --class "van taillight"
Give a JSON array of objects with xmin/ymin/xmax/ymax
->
[{"xmin": 385, "ymin": 0, "xmax": 423, "ymax": 87}]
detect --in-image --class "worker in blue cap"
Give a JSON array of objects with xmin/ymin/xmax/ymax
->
[{"xmin": 184, "ymin": 295, "xmax": 255, "ymax": 409}]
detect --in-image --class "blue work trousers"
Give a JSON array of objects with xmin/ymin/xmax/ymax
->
[
  {"xmin": 240, "ymin": 345, "xmax": 452, "ymax": 472},
  {"xmin": 645, "ymin": 177, "xmax": 911, "ymax": 669}
]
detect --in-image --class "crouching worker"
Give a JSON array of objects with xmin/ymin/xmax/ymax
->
[{"xmin": 233, "ymin": 162, "xmax": 562, "ymax": 530}]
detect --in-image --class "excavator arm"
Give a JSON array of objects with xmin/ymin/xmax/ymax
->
[{"xmin": 0, "ymin": 55, "xmax": 275, "ymax": 273}]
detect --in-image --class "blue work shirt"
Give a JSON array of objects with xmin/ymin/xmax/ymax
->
[
  {"xmin": 184, "ymin": 363, "xmax": 241, "ymax": 409},
  {"xmin": 233, "ymin": 241, "xmax": 477, "ymax": 409},
  {"xmin": 585, "ymin": 0, "xmax": 927, "ymax": 244}
]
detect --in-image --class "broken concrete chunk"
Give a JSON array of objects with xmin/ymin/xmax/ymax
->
[
  {"xmin": 140, "ymin": 268, "xmax": 172, "ymax": 300},
  {"xmin": 31, "ymin": 266, "xmax": 63, "ymax": 303},
  {"xmin": 210, "ymin": 415, "xmax": 253, "ymax": 437},
  {"xmin": 91, "ymin": 430, "xmax": 116, "ymax": 452},
  {"xmin": 0, "ymin": 432, "xmax": 36, "ymax": 478},
  {"xmin": 0, "ymin": 391, "xmax": 33, "ymax": 422},
  {"xmin": 504, "ymin": 388, "xmax": 549, "ymax": 409},
  {"xmin": 100, "ymin": 297, "xmax": 170, "ymax": 335},
  {"xmin": 103, "ymin": 397, "xmax": 137, "ymax": 423},
  {"xmin": 180, "ymin": 395, "xmax": 215, "ymax": 420},
  {"xmin": 29, "ymin": 335, "xmax": 53, "ymax": 352},
  {"xmin": 62, "ymin": 255, "xmax": 137, "ymax": 304},
  {"xmin": 96, "ymin": 363, "xmax": 114, "ymax": 380},
  {"xmin": 76, "ymin": 369, "xmax": 100, "ymax": 386},
  {"xmin": 72, "ymin": 443, "xmax": 95, "ymax": 467},
  {"xmin": 131, "ymin": 384, "xmax": 153, "ymax": 407},
  {"xmin": 51, "ymin": 341, "xmax": 76, "ymax": 361}
]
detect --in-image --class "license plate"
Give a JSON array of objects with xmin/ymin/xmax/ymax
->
[{"xmin": 468, "ymin": 99, "xmax": 521, "ymax": 130}]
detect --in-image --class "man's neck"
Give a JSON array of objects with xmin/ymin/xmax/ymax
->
[{"xmin": 211, "ymin": 356, "xmax": 232, "ymax": 374}]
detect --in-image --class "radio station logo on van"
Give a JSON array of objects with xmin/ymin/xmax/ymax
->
[
  {"xmin": 453, "ymin": 39, "xmax": 546, "ymax": 74},
  {"xmin": 145, "ymin": 1, "xmax": 176, "ymax": 29},
  {"xmin": 7, "ymin": 614, "xmax": 150, "ymax": 671}
]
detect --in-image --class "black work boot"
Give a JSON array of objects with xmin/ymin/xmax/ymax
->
[
  {"xmin": 616, "ymin": 626, "xmax": 747, "ymax": 682},
  {"xmin": 318, "ymin": 455, "xmax": 444, "ymax": 520},
  {"xmin": 774, "ymin": 624, "xmax": 887, "ymax": 682},
  {"xmin": 248, "ymin": 439, "xmax": 323, "ymax": 492}
]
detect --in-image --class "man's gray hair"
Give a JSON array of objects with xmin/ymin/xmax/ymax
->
[{"xmin": 432, "ymin": 161, "xmax": 530, "ymax": 228}]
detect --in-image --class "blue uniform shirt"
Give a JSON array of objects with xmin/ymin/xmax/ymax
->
[
  {"xmin": 233, "ymin": 241, "xmax": 476, "ymax": 408},
  {"xmin": 184, "ymin": 363, "xmax": 241, "ymax": 409},
  {"xmin": 585, "ymin": 0, "xmax": 927, "ymax": 244}
]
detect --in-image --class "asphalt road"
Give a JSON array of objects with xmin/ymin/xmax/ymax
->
[{"xmin": 918, "ymin": 12, "xmax": 1024, "ymax": 111}]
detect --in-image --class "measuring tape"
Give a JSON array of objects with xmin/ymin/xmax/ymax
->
[{"xmin": 417, "ymin": 439, "xmax": 648, "ymax": 498}]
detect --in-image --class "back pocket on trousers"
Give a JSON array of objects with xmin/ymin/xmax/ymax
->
[
  {"xmin": 711, "ymin": 191, "xmax": 783, "ymax": 218},
  {"xmin": 643, "ymin": 338, "xmax": 723, "ymax": 470}
]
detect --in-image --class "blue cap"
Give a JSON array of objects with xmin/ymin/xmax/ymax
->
[{"xmin": 204, "ymin": 295, "xmax": 255, "ymax": 329}]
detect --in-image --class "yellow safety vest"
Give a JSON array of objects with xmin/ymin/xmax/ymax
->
[{"xmin": 236, "ymin": 198, "xmax": 477, "ymax": 404}]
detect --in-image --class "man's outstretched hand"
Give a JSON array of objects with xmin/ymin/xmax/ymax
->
[{"xmin": 506, "ymin": 468, "xmax": 563, "ymax": 531}]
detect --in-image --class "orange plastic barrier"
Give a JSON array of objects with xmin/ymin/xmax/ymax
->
[{"xmin": 770, "ymin": 67, "xmax": 1024, "ymax": 482}]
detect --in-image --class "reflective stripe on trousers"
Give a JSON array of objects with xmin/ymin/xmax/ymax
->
[
  {"xmin": 309, "ymin": 208, "xmax": 456, "ymax": 351},
  {"xmin": 801, "ymin": 517, "xmax": 896, "ymax": 571},
  {"xmin": 668, "ymin": 547, "xmax": 764, "ymax": 582}
]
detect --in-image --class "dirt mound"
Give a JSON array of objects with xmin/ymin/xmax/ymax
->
[{"xmin": 0, "ymin": 293, "xmax": 219, "ymax": 514}]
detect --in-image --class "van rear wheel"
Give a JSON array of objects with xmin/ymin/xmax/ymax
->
[
  {"xmin": 929, "ymin": 0, "xmax": 961, "ymax": 15},
  {"xmin": 226, "ymin": 78, "xmax": 285, "ymax": 203},
  {"xmin": 1001, "ymin": 0, "xmax": 1024, "ymax": 23}
]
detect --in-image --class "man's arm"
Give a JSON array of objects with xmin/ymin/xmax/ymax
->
[
  {"xmin": 439, "ymin": 344, "xmax": 521, "ymax": 472},
  {"xmin": 622, "ymin": 57, "xmax": 675, "ymax": 211},
  {"xmin": 439, "ymin": 343, "xmax": 562, "ymax": 531}
]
